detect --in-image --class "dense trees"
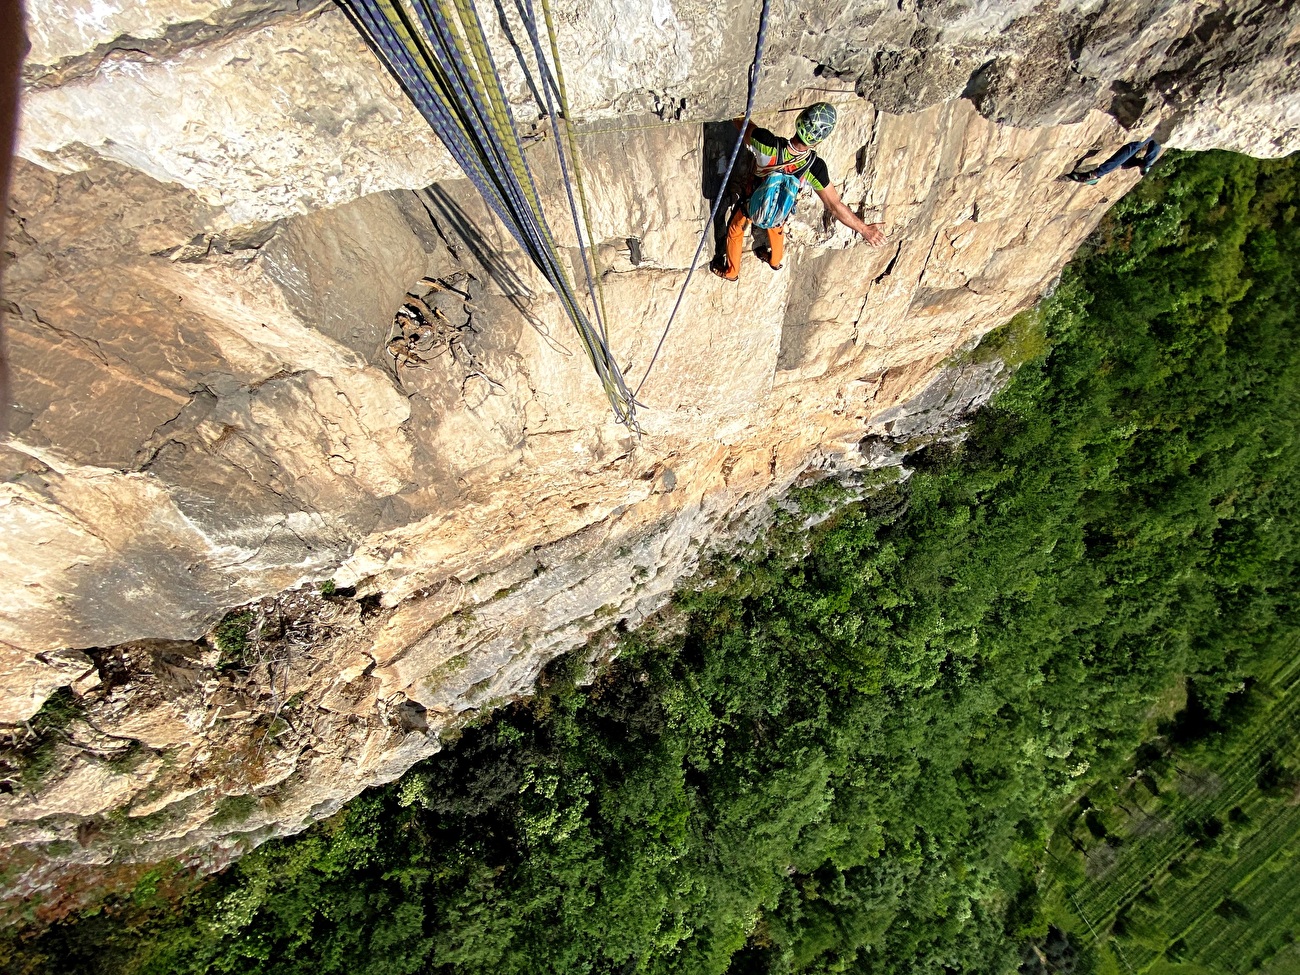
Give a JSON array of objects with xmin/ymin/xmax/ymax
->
[{"xmin": 5, "ymin": 148, "xmax": 1299, "ymax": 975}]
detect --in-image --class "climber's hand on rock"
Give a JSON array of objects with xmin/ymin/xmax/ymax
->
[
  {"xmin": 817, "ymin": 185, "xmax": 886, "ymax": 245},
  {"xmin": 860, "ymin": 223, "xmax": 886, "ymax": 246}
]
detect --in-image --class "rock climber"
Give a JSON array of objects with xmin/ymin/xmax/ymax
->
[
  {"xmin": 711, "ymin": 102, "xmax": 886, "ymax": 282},
  {"xmin": 1065, "ymin": 137, "xmax": 1162, "ymax": 185}
]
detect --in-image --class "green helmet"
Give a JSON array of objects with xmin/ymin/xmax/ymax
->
[{"xmin": 795, "ymin": 102, "xmax": 837, "ymax": 146}]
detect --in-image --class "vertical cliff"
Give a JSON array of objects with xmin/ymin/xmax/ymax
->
[{"xmin": 2, "ymin": 0, "xmax": 1298, "ymax": 917}]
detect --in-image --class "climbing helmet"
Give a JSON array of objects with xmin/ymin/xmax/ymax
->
[{"xmin": 795, "ymin": 102, "xmax": 837, "ymax": 146}]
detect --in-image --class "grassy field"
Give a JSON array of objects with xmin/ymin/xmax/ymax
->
[{"xmin": 1042, "ymin": 638, "xmax": 1300, "ymax": 974}]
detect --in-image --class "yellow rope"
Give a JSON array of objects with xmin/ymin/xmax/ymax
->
[
  {"xmin": 450, "ymin": 0, "xmax": 633, "ymax": 416},
  {"xmin": 382, "ymin": 0, "xmax": 507, "ymax": 208},
  {"xmin": 444, "ymin": 1, "xmax": 594, "ymax": 351},
  {"xmin": 383, "ymin": 1, "xmax": 473, "ymax": 148},
  {"xmin": 346, "ymin": 0, "xmax": 638, "ymax": 424},
  {"xmin": 538, "ymin": 0, "xmax": 612, "ymax": 344},
  {"xmin": 451, "ymin": 0, "xmax": 552, "ymax": 233}
]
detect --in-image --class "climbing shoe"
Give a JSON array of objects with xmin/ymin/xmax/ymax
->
[
  {"xmin": 1065, "ymin": 170, "xmax": 1100, "ymax": 185},
  {"xmin": 756, "ymin": 246, "xmax": 783, "ymax": 270},
  {"xmin": 710, "ymin": 262, "xmax": 738, "ymax": 282}
]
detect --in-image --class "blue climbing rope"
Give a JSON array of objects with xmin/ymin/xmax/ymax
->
[
  {"xmin": 517, "ymin": 0, "xmax": 609, "ymax": 348},
  {"xmin": 634, "ymin": 0, "xmax": 772, "ymax": 399},
  {"xmin": 341, "ymin": 0, "xmax": 638, "ymax": 427}
]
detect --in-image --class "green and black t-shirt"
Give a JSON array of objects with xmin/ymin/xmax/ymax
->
[{"xmin": 747, "ymin": 127, "xmax": 831, "ymax": 191}]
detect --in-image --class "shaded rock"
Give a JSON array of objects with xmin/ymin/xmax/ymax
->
[{"xmin": 864, "ymin": 356, "xmax": 1007, "ymax": 444}]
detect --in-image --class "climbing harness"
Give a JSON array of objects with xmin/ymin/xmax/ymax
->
[
  {"xmin": 634, "ymin": 0, "xmax": 772, "ymax": 399},
  {"xmin": 388, "ymin": 312, "xmax": 438, "ymax": 371},
  {"xmin": 340, "ymin": 0, "xmax": 637, "ymax": 428},
  {"xmin": 387, "ymin": 275, "xmax": 494, "ymax": 385}
]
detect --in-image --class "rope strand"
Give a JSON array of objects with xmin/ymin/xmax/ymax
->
[
  {"xmin": 341, "ymin": 0, "xmax": 639, "ymax": 427},
  {"xmin": 536, "ymin": 0, "xmax": 614, "ymax": 347},
  {"xmin": 633, "ymin": 0, "xmax": 772, "ymax": 399},
  {"xmin": 518, "ymin": 0, "xmax": 610, "ymax": 347}
]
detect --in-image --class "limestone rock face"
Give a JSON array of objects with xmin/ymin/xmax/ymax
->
[
  {"xmin": 808, "ymin": 0, "xmax": 1300, "ymax": 156},
  {"xmin": 18, "ymin": 1, "xmax": 1300, "ymax": 227},
  {"xmin": 20, "ymin": 3, "xmax": 453, "ymax": 225},
  {"xmin": 2, "ymin": 0, "xmax": 1299, "ymax": 918}
]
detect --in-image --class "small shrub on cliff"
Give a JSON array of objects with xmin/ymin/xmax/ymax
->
[
  {"xmin": 3, "ymin": 688, "xmax": 85, "ymax": 790},
  {"xmin": 209, "ymin": 794, "xmax": 257, "ymax": 828},
  {"xmin": 28, "ymin": 688, "xmax": 82, "ymax": 735},
  {"xmin": 212, "ymin": 611, "xmax": 255, "ymax": 668}
]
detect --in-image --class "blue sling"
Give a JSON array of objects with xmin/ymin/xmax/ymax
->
[{"xmin": 747, "ymin": 152, "xmax": 816, "ymax": 229}]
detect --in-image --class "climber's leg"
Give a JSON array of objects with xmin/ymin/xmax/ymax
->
[
  {"xmin": 756, "ymin": 228, "xmax": 784, "ymax": 271},
  {"xmin": 717, "ymin": 206, "xmax": 748, "ymax": 281},
  {"xmin": 1113, "ymin": 139, "xmax": 1162, "ymax": 175},
  {"xmin": 1137, "ymin": 139, "xmax": 1162, "ymax": 175},
  {"xmin": 1091, "ymin": 141, "xmax": 1148, "ymax": 178},
  {"xmin": 766, "ymin": 225, "xmax": 784, "ymax": 269}
]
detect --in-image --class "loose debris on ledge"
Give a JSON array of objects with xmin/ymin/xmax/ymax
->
[{"xmin": 387, "ymin": 273, "xmax": 504, "ymax": 394}]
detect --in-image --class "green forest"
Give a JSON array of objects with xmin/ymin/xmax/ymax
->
[{"xmin": 4, "ymin": 148, "xmax": 1299, "ymax": 975}]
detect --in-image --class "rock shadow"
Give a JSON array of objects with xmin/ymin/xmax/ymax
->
[
  {"xmin": 1108, "ymin": 80, "xmax": 1147, "ymax": 129},
  {"xmin": 701, "ymin": 121, "xmax": 760, "ymax": 268},
  {"xmin": 419, "ymin": 184, "xmax": 571, "ymax": 358}
]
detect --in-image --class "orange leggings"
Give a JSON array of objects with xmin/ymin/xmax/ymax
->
[{"xmin": 722, "ymin": 206, "xmax": 783, "ymax": 279}]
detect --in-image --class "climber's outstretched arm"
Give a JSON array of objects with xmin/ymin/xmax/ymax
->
[{"xmin": 815, "ymin": 184, "xmax": 886, "ymax": 246}]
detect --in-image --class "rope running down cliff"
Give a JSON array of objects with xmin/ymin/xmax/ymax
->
[
  {"xmin": 634, "ymin": 0, "xmax": 772, "ymax": 399},
  {"xmin": 524, "ymin": 0, "xmax": 612, "ymax": 350},
  {"xmin": 340, "ymin": 0, "xmax": 638, "ymax": 428}
]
